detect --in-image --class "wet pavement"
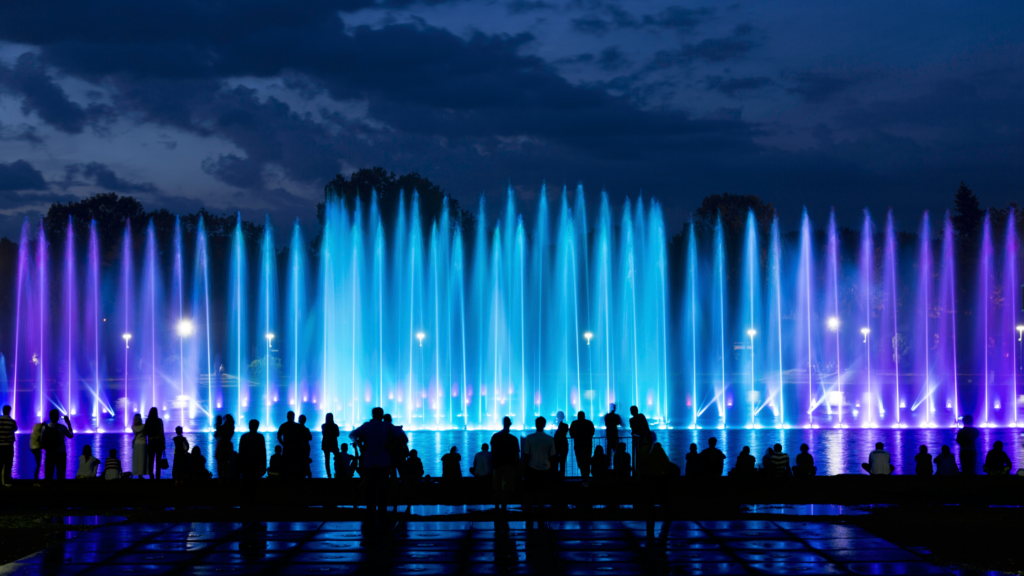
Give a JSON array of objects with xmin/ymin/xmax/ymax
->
[{"xmin": 4, "ymin": 519, "xmax": 951, "ymax": 576}]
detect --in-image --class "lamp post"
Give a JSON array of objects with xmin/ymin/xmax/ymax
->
[
  {"xmin": 747, "ymin": 328, "xmax": 757, "ymax": 428},
  {"xmin": 861, "ymin": 327, "xmax": 871, "ymax": 426},
  {"xmin": 122, "ymin": 333, "xmax": 131, "ymax": 431},
  {"xmin": 265, "ymin": 333, "xmax": 274, "ymax": 426}
]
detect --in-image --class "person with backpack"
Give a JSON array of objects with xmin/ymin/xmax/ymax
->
[
  {"xmin": 349, "ymin": 407, "xmax": 397, "ymax": 522},
  {"xmin": 383, "ymin": 414, "xmax": 409, "ymax": 479},
  {"xmin": 42, "ymin": 409, "xmax": 74, "ymax": 480}
]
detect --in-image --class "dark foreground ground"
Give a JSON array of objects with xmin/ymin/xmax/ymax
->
[{"xmin": 1, "ymin": 475, "xmax": 1022, "ymax": 573}]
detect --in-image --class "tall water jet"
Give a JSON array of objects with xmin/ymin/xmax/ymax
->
[
  {"xmin": 119, "ymin": 220, "xmax": 134, "ymax": 429},
  {"xmin": 595, "ymin": 193, "xmax": 613, "ymax": 418},
  {"xmin": 142, "ymin": 220, "xmax": 161, "ymax": 414},
  {"xmin": 287, "ymin": 219, "xmax": 308, "ymax": 417},
  {"xmin": 769, "ymin": 216, "xmax": 785, "ymax": 427},
  {"xmin": 258, "ymin": 215, "xmax": 278, "ymax": 426},
  {"xmin": 913, "ymin": 212, "xmax": 933, "ymax": 424},
  {"xmin": 229, "ymin": 214, "xmax": 249, "ymax": 420},
  {"xmin": 741, "ymin": 210, "xmax": 762, "ymax": 427},
  {"xmin": 938, "ymin": 212, "xmax": 959, "ymax": 422},
  {"xmin": 796, "ymin": 211, "xmax": 815, "ymax": 426},
  {"xmin": 1001, "ymin": 210, "xmax": 1018, "ymax": 425},
  {"xmin": 684, "ymin": 222, "xmax": 700, "ymax": 428},
  {"xmin": 858, "ymin": 211, "xmax": 875, "ymax": 425},
  {"xmin": 977, "ymin": 213, "xmax": 993, "ymax": 424},
  {"xmin": 87, "ymin": 220, "xmax": 105, "ymax": 424},
  {"xmin": 825, "ymin": 211, "xmax": 842, "ymax": 425},
  {"xmin": 36, "ymin": 220, "xmax": 48, "ymax": 420},
  {"xmin": 10, "ymin": 219, "xmax": 31, "ymax": 417},
  {"xmin": 883, "ymin": 211, "xmax": 900, "ymax": 426},
  {"xmin": 62, "ymin": 217, "xmax": 77, "ymax": 417},
  {"xmin": 193, "ymin": 217, "xmax": 214, "ymax": 429}
]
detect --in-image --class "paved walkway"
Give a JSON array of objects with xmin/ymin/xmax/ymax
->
[{"xmin": 5, "ymin": 519, "xmax": 950, "ymax": 576}]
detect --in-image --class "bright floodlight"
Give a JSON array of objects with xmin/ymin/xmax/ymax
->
[
  {"xmin": 177, "ymin": 319, "xmax": 194, "ymax": 337},
  {"xmin": 416, "ymin": 331, "xmax": 426, "ymax": 346},
  {"xmin": 583, "ymin": 331, "xmax": 594, "ymax": 345},
  {"xmin": 746, "ymin": 328, "xmax": 757, "ymax": 337},
  {"xmin": 827, "ymin": 317, "xmax": 840, "ymax": 331},
  {"xmin": 122, "ymin": 333, "xmax": 131, "ymax": 341},
  {"xmin": 265, "ymin": 333, "xmax": 275, "ymax": 341},
  {"xmin": 861, "ymin": 327, "xmax": 870, "ymax": 342}
]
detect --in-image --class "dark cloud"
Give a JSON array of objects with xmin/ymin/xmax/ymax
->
[
  {"xmin": 507, "ymin": 0, "xmax": 553, "ymax": 14},
  {"xmin": 787, "ymin": 72, "xmax": 853, "ymax": 103},
  {"xmin": 62, "ymin": 162, "xmax": 161, "ymax": 194},
  {"xmin": 572, "ymin": 4, "xmax": 713, "ymax": 36},
  {"xmin": 648, "ymin": 24, "xmax": 757, "ymax": 69},
  {"xmin": 596, "ymin": 46, "xmax": 629, "ymax": 71},
  {"xmin": 706, "ymin": 75, "xmax": 773, "ymax": 96},
  {"xmin": 0, "ymin": 52, "xmax": 108, "ymax": 133},
  {"xmin": 0, "ymin": 121, "xmax": 43, "ymax": 144},
  {"xmin": 641, "ymin": 6, "xmax": 714, "ymax": 31},
  {"xmin": 0, "ymin": 160, "xmax": 48, "ymax": 192},
  {"xmin": 572, "ymin": 15, "xmax": 610, "ymax": 36}
]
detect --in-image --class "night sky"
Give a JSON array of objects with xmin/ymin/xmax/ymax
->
[{"xmin": 0, "ymin": 0, "xmax": 1021, "ymax": 240}]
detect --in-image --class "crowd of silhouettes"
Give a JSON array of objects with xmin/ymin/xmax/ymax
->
[{"xmin": 0, "ymin": 406, "xmax": 1020, "ymax": 488}]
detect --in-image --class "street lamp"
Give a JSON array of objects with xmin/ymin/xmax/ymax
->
[
  {"xmin": 416, "ymin": 332, "xmax": 425, "ymax": 347},
  {"xmin": 861, "ymin": 327, "xmax": 870, "ymax": 343},
  {"xmin": 583, "ymin": 331, "xmax": 593, "ymax": 345},
  {"xmin": 1017, "ymin": 325, "xmax": 1024, "ymax": 342},
  {"xmin": 122, "ymin": 333, "xmax": 131, "ymax": 431},
  {"xmin": 177, "ymin": 319, "xmax": 195, "ymax": 337},
  {"xmin": 827, "ymin": 317, "xmax": 840, "ymax": 331}
]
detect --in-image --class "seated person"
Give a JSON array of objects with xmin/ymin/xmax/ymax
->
[
  {"xmin": 191, "ymin": 446, "xmax": 212, "ymax": 479},
  {"xmin": 591, "ymin": 445, "xmax": 609, "ymax": 479},
  {"xmin": 613, "ymin": 442, "xmax": 632, "ymax": 479},
  {"xmin": 441, "ymin": 446, "xmax": 462, "ymax": 478},
  {"xmin": 103, "ymin": 449, "xmax": 123, "ymax": 480},
  {"xmin": 983, "ymin": 441, "xmax": 1012, "ymax": 475},
  {"xmin": 915, "ymin": 445, "xmax": 933, "ymax": 476},
  {"xmin": 470, "ymin": 443, "xmax": 492, "ymax": 478},
  {"xmin": 934, "ymin": 445, "xmax": 959, "ymax": 476},
  {"xmin": 770, "ymin": 443, "xmax": 792, "ymax": 477},
  {"xmin": 761, "ymin": 448, "xmax": 774, "ymax": 474},
  {"xmin": 75, "ymin": 445, "xmax": 101, "ymax": 479},
  {"xmin": 644, "ymin": 443, "xmax": 671, "ymax": 477},
  {"xmin": 793, "ymin": 444, "xmax": 816, "ymax": 476},
  {"xmin": 862, "ymin": 442, "xmax": 895, "ymax": 475},
  {"xmin": 334, "ymin": 443, "xmax": 355, "ymax": 480},
  {"xmin": 405, "ymin": 449, "xmax": 425, "ymax": 480},
  {"xmin": 730, "ymin": 446, "xmax": 756, "ymax": 476},
  {"xmin": 268, "ymin": 445, "xmax": 284, "ymax": 479}
]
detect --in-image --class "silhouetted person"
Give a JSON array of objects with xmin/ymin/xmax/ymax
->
[
  {"xmin": 553, "ymin": 411, "xmax": 569, "ymax": 479},
  {"xmin": 793, "ymin": 444, "xmax": 816, "ymax": 476},
  {"xmin": 699, "ymin": 437, "xmax": 725, "ymax": 477},
  {"xmin": 441, "ymin": 446, "xmax": 462, "ymax": 479},
  {"xmin": 570, "ymin": 411, "xmax": 596, "ymax": 480},
  {"xmin": 770, "ymin": 443, "xmax": 791, "ymax": 477},
  {"xmin": 934, "ymin": 445, "xmax": 959, "ymax": 476},
  {"xmin": 104, "ymin": 448, "xmax": 123, "ymax": 480},
  {"xmin": 685, "ymin": 443, "xmax": 701, "ymax": 476},
  {"xmin": 76, "ymin": 445, "xmax": 100, "ymax": 479},
  {"xmin": 644, "ymin": 443, "xmax": 672, "ymax": 477},
  {"xmin": 614, "ymin": 442, "xmax": 632, "ymax": 480},
  {"xmin": 321, "ymin": 413, "xmax": 340, "ymax": 479},
  {"xmin": 191, "ymin": 446, "xmax": 210, "ymax": 479},
  {"xmin": 144, "ymin": 407, "xmax": 164, "ymax": 480},
  {"xmin": 956, "ymin": 415, "xmax": 980, "ymax": 475},
  {"xmin": 131, "ymin": 414, "xmax": 146, "ymax": 479},
  {"xmin": 863, "ymin": 442, "xmax": 894, "ymax": 475},
  {"xmin": 172, "ymin": 426, "xmax": 190, "ymax": 483},
  {"xmin": 267, "ymin": 446, "xmax": 284, "ymax": 479},
  {"xmin": 333, "ymin": 443, "xmax": 355, "ymax": 479},
  {"xmin": 298, "ymin": 415, "xmax": 313, "ymax": 478},
  {"xmin": 983, "ymin": 441, "xmax": 1012, "ymax": 475},
  {"xmin": 404, "ymin": 449, "xmax": 423, "ymax": 481},
  {"xmin": 239, "ymin": 419, "xmax": 267, "ymax": 480},
  {"xmin": 471, "ymin": 444, "xmax": 491, "ymax": 478},
  {"xmin": 29, "ymin": 421, "xmax": 44, "ymax": 480},
  {"xmin": 277, "ymin": 411, "xmax": 301, "ymax": 478},
  {"xmin": 524, "ymin": 416, "xmax": 556, "ymax": 524},
  {"xmin": 629, "ymin": 406, "xmax": 652, "ymax": 474},
  {"xmin": 915, "ymin": 445, "xmax": 933, "ymax": 476},
  {"xmin": 731, "ymin": 446, "xmax": 755, "ymax": 476},
  {"xmin": 383, "ymin": 414, "xmax": 409, "ymax": 479},
  {"xmin": 604, "ymin": 404, "xmax": 621, "ymax": 465},
  {"xmin": 490, "ymin": 416, "xmax": 519, "ymax": 527},
  {"xmin": 591, "ymin": 445, "xmax": 608, "ymax": 479},
  {"xmin": 0, "ymin": 405, "xmax": 16, "ymax": 486},
  {"xmin": 762, "ymin": 447, "xmax": 774, "ymax": 474},
  {"xmin": 43, "ymin": 409, "xmax": 73, "ymax": 480},
  {"xmin": 349, "ymin": 407, "xmax": 395, "ymax": 521},
  {"xmin": 215, "ymin": 414, "xmax": 236, "ymax": 479}
]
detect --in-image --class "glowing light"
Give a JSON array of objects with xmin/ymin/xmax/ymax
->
[
  {"xmin": 416, "ymin": 332, "xmax": 426, "ymax": 346},
  {"xmin": 1018, "ymin": 325, "xmax": 1024, "ymax": 341},
  {"xmin": 177, "ymin": 319, "xmax": 195, "ymax": 337},
  {"xmin": 860, "ymin": 327, "xmax": 870, "ymax": 342},
  {"xmin": 583, "ymin": 331, "xmax": 593, "ymax": 345},
  {"xmin": 265, "ymin": 333, "xmax": 275, "ymax": 342},
  {"xmin": 827, "ymin": 317, "xmax": 840, "ymax": 331},
  {"xmin": 746, "ymin": 328, "xmax": 757, "ymax": 337}
]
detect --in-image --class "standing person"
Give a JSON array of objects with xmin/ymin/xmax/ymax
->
[
  {"xmin": 685, "ymin": 443, "xmax": 702, "ymax": 477},
  {"xmin": 239, "ymin": 419, "xmax": 267, "ymax": 480},
  {"xmin": 383, "ymin": 414, "xmax": 409, "ymax": 480},
  {"xmin": 277, "ymin": 411, "xmax": 300, "ymax": 478},
  {"xmin": 553, "ymin": 411, "xmax": 569, "ymax": 479},
  {"xmin": 793, "ymin": 444, "xmax": 817, "ymax": 476},
  {"xmin": 298, "ymin": 415, "xmax": 313, "ymax": 478},
  {"xmin": 471, "ymin": 444, "xmax": 492, "ymax": 479},
  {"xmin": 441, "ymin": 446, "xmax": 462, "ymax": 479},
  {"xmin": 490, "ymin": 416, "xmax": 519, "ymax": 529},
  {"xmin": 0, "ymin": 405, "xmax": 17, "ymax": 486},
  {"xmin": 349, "ymin": 407, "xmax": 395, "ymax": 522},
  {"xmin": 570, "ymin": 411, "xmax": 596, "ymax": 480},
  {"xmin": 956, "ymin": 415, "xmax": 980, "ymax": 475},
  {"xmin": 75, "ymin": 445, "xmax": 100, "ymax": 479},
  {"xmin": 699, "ymin": 437, "xmax": 726, "ymax": 477},
  {"xmin": 523, "ymin": 416, "xmax": 556, "ymax": 524},
  {"xmin": 214, "ymin": 414, "xmax": 236, "ymax": 479},
  {"xmin": 321, "ymin": 414, "xmax": 340, "ymax": 479},
  {"xmin": 131, "ymin": 414, "xmax": 147, "ymax": 479},
  {"xmin": 862, "ymin": 442, "xmax": 895, "ymax": 475},
  {"xmin": 769, "ymin": 443, "xmax": 792, "ymax": 477},
  {"xmin": 604, "ymin": 404, "xmax": 621, "ymax": 468},
  {"xmin": 143, "ymin": 407, "xmax": 165, "ymax": 480},
  {"xmin": 29, "ymin": 420, "xmax": 44, "ymax": 481},
  {"xmin": 172, "ymin": 426, "xmax": 190, "ymax": 483},
  {"xmin": 915, "ymin": 445, "xmax": 934, "ymax": 476},
  {"xmin": 42, "ymin": 409, "xmax": 73, "ymax": 480},
  {"xmin": 629, "ymin": 406, "xmax": 652, "ymax": 475}
]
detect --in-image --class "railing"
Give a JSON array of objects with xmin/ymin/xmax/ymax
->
[{"xmin": 561, "ymin": 433, "xmax": 634, "ymax": 478}]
